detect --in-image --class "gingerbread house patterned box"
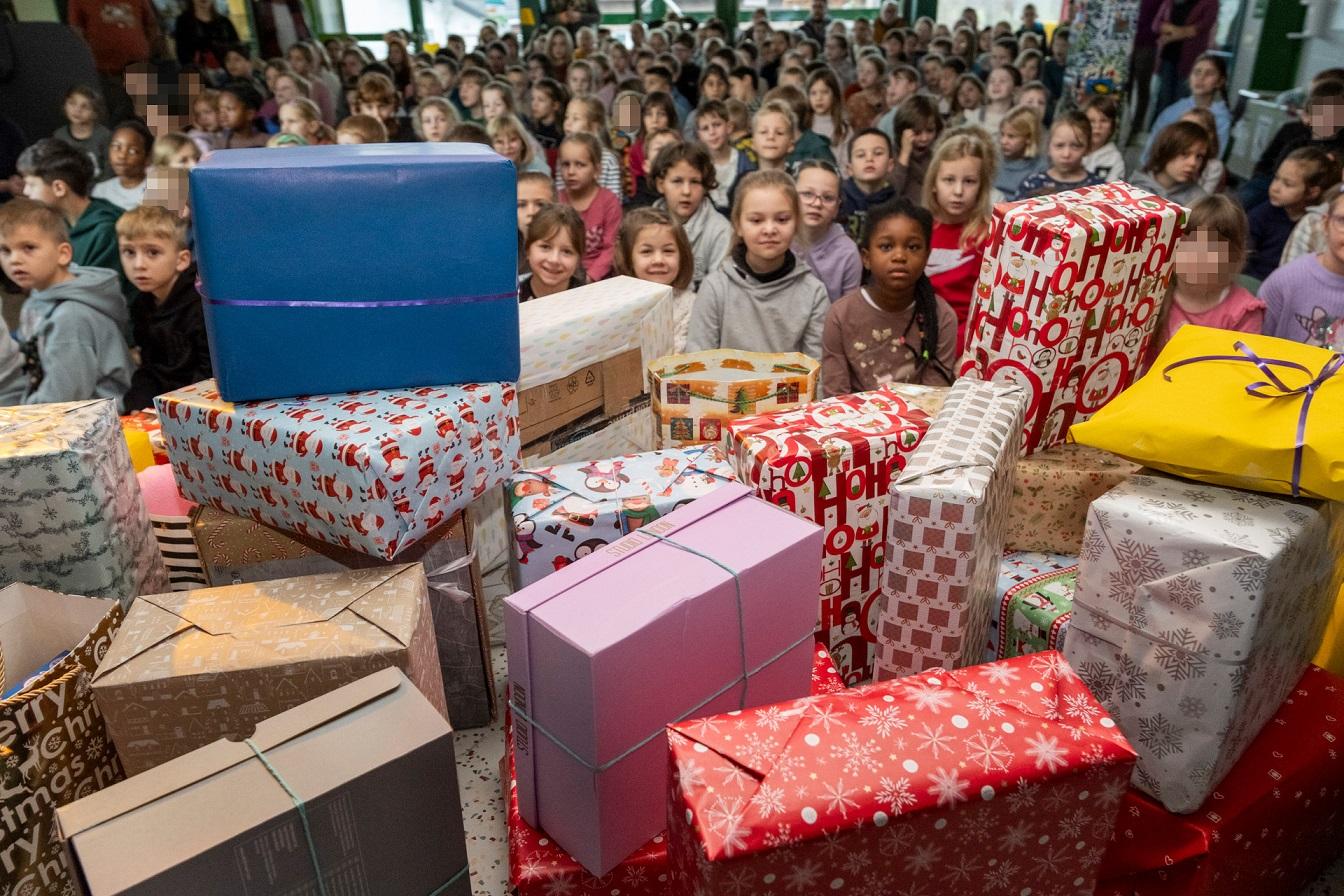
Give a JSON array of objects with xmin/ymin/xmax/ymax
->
[
  {"xmin": 648, "ymin": 351, "xmax": 819, "ymax": 448},
  {"xmin": 156, "ymin": 380, "xmax": 519, "ymax": 560},
  {"xmin": 958, "ymin": 183, "xmax": 1184, "ymax": 455},
  {"xmin": 721, "ymin": 389, "xmax": 931, "ymax": 685},
  {"xmin": 90, "ymin": 565, "xmax": 448, "ymax": 775},
  {"xmin": 876, "ymin": 379, "xmax": 1027, "ymax": 680}
]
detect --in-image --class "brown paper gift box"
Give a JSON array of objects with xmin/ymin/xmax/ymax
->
[
  {"xmin": 90, "ymin": 565, "xmax": 448, "ymax": 776},
  {"xmin": 57, "ymin": 667, "xmax": 471, "ymax": 896},
  {"xmin": 191, "ymin": 506, "xmax": 496, "ymax": 728},
  {"xmin": 0, "ymin": 584, "xmax": 123, "ymax": 896}
]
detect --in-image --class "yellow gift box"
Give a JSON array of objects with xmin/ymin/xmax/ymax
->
[{"xmin": 1069, "ymin": 326, "xmax": 1344, "ymax": 501}]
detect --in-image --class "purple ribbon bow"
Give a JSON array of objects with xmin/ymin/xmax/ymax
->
[{"xmin": 1163, "ymin": 340, "xmax": 1344, "ymax": 497}]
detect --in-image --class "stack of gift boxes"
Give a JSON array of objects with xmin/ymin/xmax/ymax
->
[{"xmin": 3, "ymin": 159, "xmax": 1342, "ymax": 896}]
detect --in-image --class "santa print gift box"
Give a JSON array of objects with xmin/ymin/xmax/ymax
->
[
  {"xmin": 156, "ymin": 379, "xmax": 519, "ymax": 560},
  {"xmin": 667, "ymin": 651, "xmax": 1138, "ymax": 895},
  {"xmin": 959, "ymin": 182, "xmax": 1184, "ymax": 454},
  {"xmin": 505, "ymin": 483, "xmax": 823, "ymax": 876},
  {"xmin": 721, "ymin": 388, "xmax": 931, "ymax": 685},
  {"xmin": 190, "ymin": 145, "xmax": 519, "ymax": 401}
]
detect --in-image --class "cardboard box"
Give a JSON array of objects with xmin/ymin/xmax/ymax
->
[
  {"xmin": 667, "ymin": 651, "xmax": 1138, "ymax": 895},
  {"xmin": 524, "ymin": 396, "xmax": 657, "ymax": 464},
  {"xmin": 875, "ymin": 379, "xmax": 1027, "ymax": 680},
  {"xmin": 648, "ymin": 350, "xmax": 819, "ymax": 448},
  {"xmin": 0, "ymin": 399, "xmax": 169, "ymax": 604},
  {"xmin": 58, "ymin": 668, "xmax": 471, "ymax": 895},
  {"xmin": 505, "ymin": 484, "xmax": 822, "ymax": 875},
  {"xmin": 191, "ymin": 144, "xmax": 518, "ymax": 401},
  {"xmin": 0, "ymin": 584, "xmax": 124, "ymax": 896},
  {"xmin": 519, "ymin": 348, "xmax": 645, "ymax": 445},
  {"xmin": 959, "ymin": 182, "xmax": 1184, "ymax": 454},
  {"xmin": 156, "ymin": 379, "xmax": 520, "ymax": 561},
  {"xmin": 508, "ymin": 444, "xmax": 737, "ymax": 589},
  {"xmin": 91, "ymin": 565, "xmax": 448, "ymax": 775},
  {"xmin": 1065, "ymin": 473, "xmax": 1344, "ymax": 813},
  {"xmin": 191, "ymin": 506, "xmax": 496, "ymax": 729},
  {"xmin": 721, "ymin": 388, "xmax": 931, "ymax": 685}
]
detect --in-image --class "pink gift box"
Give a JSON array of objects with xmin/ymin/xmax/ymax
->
[{"xmin": 504, "ymin": 483, "xmax": 823, "ymax": 876}]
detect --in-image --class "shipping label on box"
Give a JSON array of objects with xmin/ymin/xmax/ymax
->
[
  {"xmin": 649, "ymin": 350, "xmax": 819, "ymax": 448},
  {"xmin": 92, "ymin": 565, "xmax": 448, "ymax": 775},
  {"xmin": 876, "ymin": 380, "xmax": 1027, "ymax": 680},
  {"xmin": 0, "ymin": 400, "xmax": 169, "ymax": 603},
  {"xmin": 1065, "ymin": 473, "xmax": 1344, "ymax": 813},
  {"xmin": 156, "ymin": 380, "xmax": 519, "ymax": 560},
  {"xmin": 509, "ymin": 444, "xmax": 737, "ymax": 589},
  {"xmin": 959, "ymin": 183, "xmax": 1184, "ymax": 454}
]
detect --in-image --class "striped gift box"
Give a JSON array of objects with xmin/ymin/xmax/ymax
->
[{"xmin": 136, "ymin": 465, "xmax": 206, "ymax": 590}]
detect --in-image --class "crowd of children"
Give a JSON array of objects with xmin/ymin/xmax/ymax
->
[{"xmin": 3, "ymin": 7, "xmax": 1344, "ymax": 416}]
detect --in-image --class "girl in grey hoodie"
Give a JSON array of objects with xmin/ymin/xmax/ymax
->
[{"xmin": 687, "ymin": 171, "xmax": 830, "ymax": 360}]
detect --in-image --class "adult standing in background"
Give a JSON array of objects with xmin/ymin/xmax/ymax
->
[
  {"xmin": 1152, "ymin": 0, "xmax": 1218, "ymax": 120},
  {"xmin": 797, "ymin": 0, "xmax": 832, "ymax": 45},
  {"xmin": 67, "ymin": 0, "xmax": 162, "ymax": 124},
  {"xmin": 250, "ymin": 0, "xmax": 312, "ymax": 61},
  {"xmin": 174, "ymin": 0, "xmax": 238, "ymax": 76},
  {"xmin": 544, "ymin": 0, "xmax": 599, "ymax": 36},
  {"xmin": 1125, "ymin": 0, "xmax": 1165, "ymax": 143}
]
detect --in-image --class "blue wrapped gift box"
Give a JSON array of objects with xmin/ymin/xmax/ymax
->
[{"xmin": 191, "ymin": 144, "xmax": 520, "ymax": 401}]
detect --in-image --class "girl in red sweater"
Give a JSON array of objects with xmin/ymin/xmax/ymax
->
[
  {"xmin": 922, "ymin": 131, "xmax": 996, "ymax": 354},
  {"xmin": 558, "ymin": 132, "xmax": 622, "ymax": 281}
]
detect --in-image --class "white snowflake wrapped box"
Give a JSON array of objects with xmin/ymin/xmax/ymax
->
[{"xmin": 1064, "ymin": 473, "xmax": 1344, "ymax": 814}]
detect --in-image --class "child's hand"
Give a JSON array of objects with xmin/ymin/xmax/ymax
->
[{"xmin": 899, "ymin": 129, "xmax": 915, "ymax": 165}]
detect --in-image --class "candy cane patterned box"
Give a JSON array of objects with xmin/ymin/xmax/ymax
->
[
  {"xmin": 667, "ymin": 651, "xmax": 1137, "ymax": 895},
  {"xmin": 959, "ymin": 182, "xmax": 1184, "ymax": 454}
]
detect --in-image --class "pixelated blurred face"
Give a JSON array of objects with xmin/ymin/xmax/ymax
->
[
  {"xmin": 482, "ymin": 89, "xmax": 509, "ymax": 120},
  {"xmin": 1084, "ymin": 106, "xmax": 1113, "ymax": 149},
  {"xmin": 0, "ymin": 224, "xmax": 70, "ymax": 292},
  {"xmin": 516, "ymin": 180, "xmax": 553, "ymax": 232},
  {"xmin": 64, "ymin": 93, "xmax": 96, "ymax": 127},
  {"xmin": 630, "ymin": 224, "xmax": 680, "ymax": 285},
  {"xmin": 696, "ymin": 113, "xmax": 728, "ymax": 151},
  {"xmin": 109, "ymin": 128, "xmax": 148, "ymax": 181},
  {"xmin": 419, "ymin": 105, "xmax": 452, "ymax": 142},
  {"xmin": 1172, "ymin": 229, "xmax": 1233, "ymax": 289},
  {"xmin": 120, "ymin": 235, "xmax": 189, "ymax": 296},
  {"xmin": 1308, "ymin": 100, "xmax": 1344, "ymax": 139},
  {"xmin": 614, "ymin": 94, "xmax": 640, "ymax": 131}
]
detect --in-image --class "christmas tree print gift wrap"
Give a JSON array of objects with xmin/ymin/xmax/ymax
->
[
  {"xmin": 1005, "ymin": 442, "xmax": 1139, "ymax": 554},
  {"xmin": 0, "ymin": 399, "xmax": 170, "ymax": 604},
  {"xmin": 1064, "ymin": 473, "xmax": 1344, "ymax": 814},
  {"xmin": 508, "ymin": 444, "xmax": 738, "ymax": 589},
  {"xmin": 667, "ymin": 651, "xmax": 1138, "ymax": 896},
  {"xmin": 959, "ymin": 182, "xmax": 1184, "ymax": 455},
  {"xmin": 1097, "ymin": 665, "xmax": 1344, "ymax": 896},
  {"xmin": 875, "ymin": 379, "xmax": 1028, "ymax": 680},
  {"xmin": 648, "ymin": 350, "xmax": 819, "ymax": 448},
  {"xmin": 156, "ymin": 379, "xmax": 520, "ymax": 561},
  {"xmin": 989, "ymin": 551, "xmax": 1079, "ymax": 662},
  {"xmin": 721, "ymin": 388, "xmax": 932, "ymax": 685}
]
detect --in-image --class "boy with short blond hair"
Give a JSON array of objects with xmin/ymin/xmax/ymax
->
[
  {"xmin": 116, "ymin": 205, "xmax": 212, "ymax": 411},
  {"xmin": 336, "ymin": 114, "xmax": 389, "ymax": 145},
  {"xmin": 0, "ymin": 198, "xmax": 132, "ymax": 405}
]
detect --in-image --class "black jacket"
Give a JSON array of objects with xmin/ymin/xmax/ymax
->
[
  {"xmin": 174, "ymin": 11, "xmax": 239, "ymax": 71},
  {"xmin": 123, "ymin": 264, "xmax": 213, "ymax": 412}
]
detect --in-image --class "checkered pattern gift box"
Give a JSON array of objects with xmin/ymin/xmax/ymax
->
[{"xmin": 876, "ymin": 379, "xmax": 1028, "ymax": 680}]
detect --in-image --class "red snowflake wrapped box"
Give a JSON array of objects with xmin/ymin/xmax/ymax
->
[
  {"xmin": 504, "ymin": 644, "xmax": 846, "ymax": 896},
  {"xmin": 668, "ymin": 651, "xmax": 1138, "ymax": 895},
  {"xmin": 1097, "ymin": 664, "xmax": 1344, "ymax": 896},
  {"xmin": 721, "ymin": 389, "xmax": 931, "ymax": 685},
  {"xmin": 959, "ymin": 183, "xmax": 1184, "ymax": 455}
]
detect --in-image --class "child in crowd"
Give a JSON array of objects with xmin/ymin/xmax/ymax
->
[
  {"xmin": 557, "ymin": 132, "xmax": 621, "ymax": 280},
  {"xmin": 1144, "ymin": 54, "xmax": 1231, "ymax": 166},
  {"xmin": 1081, "ymin": 95, "xmax": 1125, "ymax": 181},
  {"xmin": 1246, "ymin": 148, "xmax": 1340, "ymax": 281},
  {"xmin": 1242, "ymin": 79, "xmax": 1344, "ymax": 210},
  {"xmin": 560, "ymin": 96, "xmax": 623, "ymax": 193},
  {"xmin": 92, "ymin": 121, "xmax": 151, "ymax": 210},
  {"xmin": 188, "ymin": 89, "xmax": 223, "ymax": 154},
  {"xmin": 219, "ymin": 82, "xmax": 268, "ymax": 148},
  {"xmin": 116, "ymin": 205, "xmax": 212, "ymax": 412},
  {"xmin": 839, "ymin": 128, "xmax": 896, "ymax": 239},
  {"xmin": 794, "ymin": 160, "xmax": 862, "ymax": 302},
  {"xmin": 520, "ymin": 204, "xmax": 586, "ymax": 301},
  {"xmin": 335, "ymin": 114, "xmax": 387, "ymax": 144},
  {"xmin": 0, "ymin": 199, "xmax": 132, "ymax": 405},
  {"xmin": 490, "ymin": 114, "xmax": 550, "ymax": 174},
  {"xmin": 1128, "ymin": 121, "xmax": 1210, "ymax": 205},
  {"xmin": 53, "ymin": 85, "xmax": 111, "ymax": 181},
  {"xmin": 889, "ymin": 95, "xmax": 942, "ymax": 204},
  {"xmin": 996, "ymin": 105, "xmax": 1047, "ymax": 196},
  {"xmin": 629, "ymin": 91, "xmax": 679, "ymax": 184},
  {"xmin": 876, "ymin": 65, "xmax": 920, "ymax": 139},
  {"xmin": 614, "ymin": 207, "xmax": 696, "ymax": 350},
  {"xmin": 356, "ymin": 73, "xmax": 415, "ymax": 142},
  {"xmin": 764, "ymin": 85, "xmax": 835, "ymax": 164},
  {"xmin": 696, "ymin": 100, "xmax": 750, "ymax": 214},
  {"xmin": 925, "ymin": 131, "xmax": 995, "ymax": 352},
  {"xmin": 1017, "ymin": 80, "xmax": 1050, "ymax": 119},
  {"xmin": 17, "ymin": 139, "xmax": 123, "ymax": 274},
  {"xmin": 950, "ymin": 74, "xmax": 987, "ymax": 128},
  {"xmin": 966, "ymin": 65, "xmax": 1017, "ymax": 136},
  {"xmin": 1260, "ymin": 186, "xmax": 1344, "ymax": 349},
  {"xmin": 1015, "ymin": 111, "xmax": 1102, "ymax": 199},
  {"xmin": 481, "ymin": 80, "xmax": 516, "ymax": 120},
  {"xmin": 528, "ymin": 79, "xmax": 567, "ymax": 166},
  {"xmin": 749, "ymin": 100, "xmax": 798, "ymax": 173},
  {"xmin": 651, "ymin": 141, "xmax": 731, "ymax": 288},
  {"xmin": 516, "ymin": 170, "xmax": 556, "ymax": 254},
  {"xmin": 453, "ymin": 67, "xmax": 490, "ymax": 123},
  {"xmin": 281, "ymin": 99, "xmax": 337, "ymax": 145},
  {"xmin": 1152, "ymin": 195, "xmax": 1264, "ymax": 355},
  {"xmin": 822, "ymin": 198, "xmax": 957, "ymax": 394},
  {"xmin": 149, "ymin": 132, "xmax": 200, "ymax": 170},
  {"xmin": 686, "ymin": 169, "xmax": 829, "ymax": 358},
  {"xmin": 806, "ymin": 69, "xmax": 848, "ymax": 149},
  {"xmin": 1179, "ymin": 107, "xmax": 1225, "ymax": 195}
]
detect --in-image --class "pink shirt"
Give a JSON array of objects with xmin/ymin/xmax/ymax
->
[
  {"xmin": 560, "ymin": 187, "xmax": 622, "ymax": 281},
  {"xmin": 1162, "ymin": 283, "xmax": 1266, "ymax": 347}
]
